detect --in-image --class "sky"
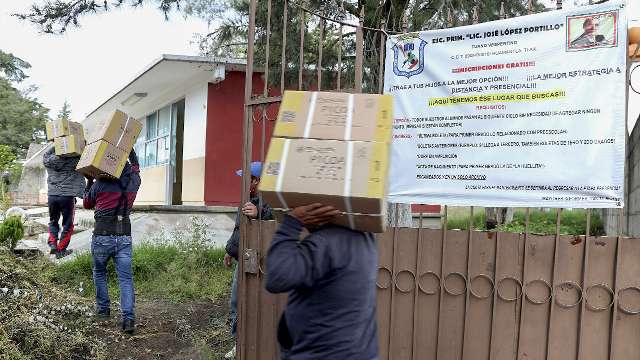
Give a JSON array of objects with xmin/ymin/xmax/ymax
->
[
  {"xmin": 0, "ymin": 0, "xmax": 639, "ymax": 127},
  {"xmin": 0, "ymin": 1, "xmax": 210, "ymax": 121}
]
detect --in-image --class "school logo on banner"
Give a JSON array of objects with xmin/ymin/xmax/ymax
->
[{"xmin": 393, "ymin": 35, "xmax": 427, "ymax": 78}]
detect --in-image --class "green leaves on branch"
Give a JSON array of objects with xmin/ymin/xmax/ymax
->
[{"xmin": 14, "ymin": 0, "xmax": 185, "ymax": 34}]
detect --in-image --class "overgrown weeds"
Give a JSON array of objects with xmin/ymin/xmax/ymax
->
[
  {"xmin": 53, "ymin": 216, "xmax": 232, "ymax": 302},
  {"xmin": 0, "ymin": 251, "xmax": 105, "ymax": 360},
  {"xmin": 445, "ymin": 208, "xmax": 605, "ymax": 235}
]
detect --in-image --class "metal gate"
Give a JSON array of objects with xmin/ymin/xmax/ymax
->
[
  {"xmin": 239, "ymin": 218, "xmax": 640, "ymax": 360},
  {"xmin": 238, "ymin": 1, "xmax": 638, "ymax": 359}
]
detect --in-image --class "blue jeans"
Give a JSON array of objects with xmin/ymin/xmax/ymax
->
[
  {"xmin": 231, "ymin": 264, "xmax": 238, "ymax": 338},
  {"xmin": 91, "ymin": 235, "xmax": 135, "ymax": 321}
]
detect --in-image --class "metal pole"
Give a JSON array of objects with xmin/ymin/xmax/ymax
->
[
  {"xmin": 317, "ymin": 13, "xmax": 324, "ymax": 90},
  {"xmin": 280, "ymin": 0, "xmax": 288, "ymax": 94},
  {"xmin": 239, "ymin": 0, "xmax": 258, "ymax": 358},
  {"xmin": 298, "ymin": 3, "xmax": 305, "ymax": 90},
  {"xmin": 355, "ymin": 6, "xmax": 364, "ymax": 92}
]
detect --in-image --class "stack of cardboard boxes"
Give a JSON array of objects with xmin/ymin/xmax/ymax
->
[
  {"xmin": 76, "ymin": 110, "xmax": 142, "ymax": 179},
  {"xmin": 259, "ymin": 91, "xmax": 393, "ymax": 233},
  {"xmin": 46, "ymin": 119, "xmax": 86, "ymax": 157}
]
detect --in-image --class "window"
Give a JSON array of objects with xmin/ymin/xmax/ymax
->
[{"xmin": 136, "ymin": 104, "xmax": 173, "ymax": 168}]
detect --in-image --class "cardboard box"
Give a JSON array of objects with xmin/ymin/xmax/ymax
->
[
  {"xmin": 76, "ymin": 140, "xmax": 128, "ymax": 179},
  {"xmin": 259, "ymin": 137, "xmax": 390, "ymax": 232},
  {"xmin": 88, "ymin": 110, "xmax": 142, "ymax": 152},
  {"xmin": 273, "ymin": 91, "xmax": 393, "ymax": 142},
  {"xmin": 46, "ymin": 119, "xmax": 85, "ymax": 140},
  {"xmin": 54, "ymin": 135, "xmax": 85, "ymax": 157}
]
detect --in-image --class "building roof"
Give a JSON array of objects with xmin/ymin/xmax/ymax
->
[{"xmin": 83, "ymin": 54, "xmax": 249, "ymax": 129}]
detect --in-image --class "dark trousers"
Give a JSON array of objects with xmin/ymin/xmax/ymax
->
[{"xmin": 48, "ymin": 195, "xmax": 76, "ymax": 251}]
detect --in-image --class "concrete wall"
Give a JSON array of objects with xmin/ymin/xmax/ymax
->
[
  {"xmin": 204, "ymin": 71, "xmax": 275, "ymax": 206},
  {"xmin": 181, "ymin": 82, "xmax": 208, "ymax": 205},
  {"xmin": 136, "ymin": 165, "xmax": 168, "ymax": 205},
  {"xmin": 133, "ymin": 80, "xmax": 209, "ymax": 205},
  {"xmin": 14, "ymin": 143, "xmax": 49, "ymax": 205},
  {"xmin": 602, "ymin": 114, "xmax": 639, "ymax": 236}
]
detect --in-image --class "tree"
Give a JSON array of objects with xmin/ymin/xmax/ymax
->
[
  {"xmin": 57, "ymin": 100, "xmax": 72, "ymax": 120},
  {"xmin": 0, "ymin": 50, "xmax": 31, "ymax": 83},
  {"xmin": 0, "ymin": 78, "xmax": 48, "ymax": 157},
  {"xmin": 0, "ymin": 50, "xmax": 48, "ymax": 158}
]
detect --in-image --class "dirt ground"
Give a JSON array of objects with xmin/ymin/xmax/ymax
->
[{"xmin": 90, "ymin": 298, "xmax": 233, "ymax": 360}]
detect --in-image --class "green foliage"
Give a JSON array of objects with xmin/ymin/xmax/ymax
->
[
  {"xmin": 15, "ymin": 0, "xmax": 184, "ymax": 34},
  {"xmin": 0, "ymin": 145, "xmax": 17, "ymax": 172},
  {"xmin": 0, "ymin": 77, "xmax": 48, "ymax": 157},
  {"xmin": 0, "ymin": 50, "xmax": 31, "ymax": 83},
  {"xmin": 0, "ymin": 217, "xmax": 24, "ymax": 250},
  {"xmin": 57, "ymin": 100, "xmax": 72, "ymax": 121},
  {"xmin": 495, "ymin": 209, "xmax": 605, "ymax": 236},
  {"xmin": 446, "ymin": 209, "xmax": 605, "ymax": 236},
  {"xmin": 447, "ymin": 211, "xmax": 486, "ymax": 230}
]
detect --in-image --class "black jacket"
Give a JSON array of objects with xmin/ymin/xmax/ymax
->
[
  {"xmin": 225, "ymin": 196, "xmax": 273, "ymax": 260},
  {"xmin": 265, "ymin": 216, "xmax": 379, "ymax": 360},
  {"xmin": 43, "ymin": 146, "xmax": 85, "ymax": 198}
]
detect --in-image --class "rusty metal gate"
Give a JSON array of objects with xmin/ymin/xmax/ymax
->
[
  {"xmin": 239, "ymin": 217, "xmax": 640, "ymax": 360},
  {"xmin": 238, "ymin": 0, "xmax": 638, "ymax": 359}
]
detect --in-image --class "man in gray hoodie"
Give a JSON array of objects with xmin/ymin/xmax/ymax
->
[{"xmin": 43, "ymin": 146, "xmax": 85, "ymax": 259}]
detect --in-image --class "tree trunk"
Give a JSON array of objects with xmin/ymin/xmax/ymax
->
[{"xmin": 387, "ymin": 203, "xmax": 413, "ymax": 228}]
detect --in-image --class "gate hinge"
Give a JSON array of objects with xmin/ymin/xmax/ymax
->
[{"xmin": 243, "ymin": 248, "xmax": 259, "ymax": 274}]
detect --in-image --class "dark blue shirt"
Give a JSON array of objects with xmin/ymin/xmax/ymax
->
[{"xmin": 265, "ymin": 215, "xmax": 378, "ymax": 360}]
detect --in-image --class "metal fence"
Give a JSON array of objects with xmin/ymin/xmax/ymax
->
[
  {"xmin": 239, "ymin": 218, "xmax": 639, "ymax": 360},
  {"xmin": 238, "ymin": 0, "xmax": 635, "ymax": 359}
]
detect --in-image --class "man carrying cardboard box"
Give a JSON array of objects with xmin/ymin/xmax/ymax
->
[
  {"xmin": 265, "ymin": 204, "xmax": 379, "ymax": 360},
  {"xmin": 83, "ymin": 150, "xmax": 141, "ymax": 335},
  {"xmin": 42, "ymin": 146, "xmax": 86, "ymax": 258}
]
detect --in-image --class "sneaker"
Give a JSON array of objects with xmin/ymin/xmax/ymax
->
[
  {"xmin": 49, "ymin": 244, "xmax": 57, "ymax": 255},
  {"xmin": 224, "ymin": 345, "xmax": 236, "ymax": 359},
  {"xmin": 55, "ymin": 249, "xmax": 73, "ymax": 259},
  {"xmin": 122, "ymin": 319, "xmax": 135, "ymax": 335}
]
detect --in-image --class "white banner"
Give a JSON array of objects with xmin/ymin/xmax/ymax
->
[{"xmin": 385, "ymin": 0, "xmax": 628, "ymax": 208}]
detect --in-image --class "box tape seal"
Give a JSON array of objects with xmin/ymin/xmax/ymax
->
[
  {"xmin": 303, "ymin": 92, "xmax": 318, "ymax": 138},
  {"xmin": 115, "ymin": 115, "xmax": 132, "ymax": 150},
  {"xmin": 275, "ymin": 139, "xmax": 291, "ymax": 209},
  {"xmin": 344, "ymin": 94, "xmax": 354, "ymax": 141},
  {"xmin": 343, "ymin": 142, "xmax": 355, "ymax": 230}
]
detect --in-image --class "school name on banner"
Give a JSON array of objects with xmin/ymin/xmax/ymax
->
[{"xmin": 384, "ymin": 0, "xmax": 628, "ymax": 208}]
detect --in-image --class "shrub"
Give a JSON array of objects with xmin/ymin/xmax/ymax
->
[{"xmin": 0, "ymin": 216, "xmax": 24, "ymax": 250}]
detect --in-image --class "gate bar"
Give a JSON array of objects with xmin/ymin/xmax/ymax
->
[
  {"xmin": 609, "ymin": 207, "xmax": 624, "ymax": 359},
  {"xmin": 412, "ymin": 213, "xmax": 424, "ymax": 360},
  {"xmin": 317, "ymin": 13, "xmax": 324, "ymax": 90},
  {"xmin": 279, "ymin": 0, "xmax": 288, "ymax": 93},
  {"xmin": 545, "ymin": 209, "xmax": 562, "ymax": 360},
  {"xmin": 516, "ymin": 208, "xmax": 531, "ymax": 358},
  {"xmin": 577, "ymin": 209, "xmax": 591, "ymax": 359},
  {"xmin": 355, "ymin": 6, "xmax": 364, "ymax": 92},
  {"xmin": 239, "ymin": 0, "xmax": 258, "ymax": 358},
  {"xmin": 387, "ymin": 203, "xmax": 400, "ymax": 360},
  {"xmin": 435, "ymin": 205, "xmax": 449, "ymax": 357},
  {"xmin": 298, "ymin": 3, "xmax": 305, "ymax": 90},
  {"xmin": 461, "ymin": 206, "xmax": 474, "ymax": 359}
]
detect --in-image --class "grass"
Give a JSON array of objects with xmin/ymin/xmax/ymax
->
[
  {"xmin": 52, "ymin": 219, "xmax": 232, "ymax": 303},
  {"xmin": 445, "ymin": 208, "xmax": 605, "ymax": 235}
]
